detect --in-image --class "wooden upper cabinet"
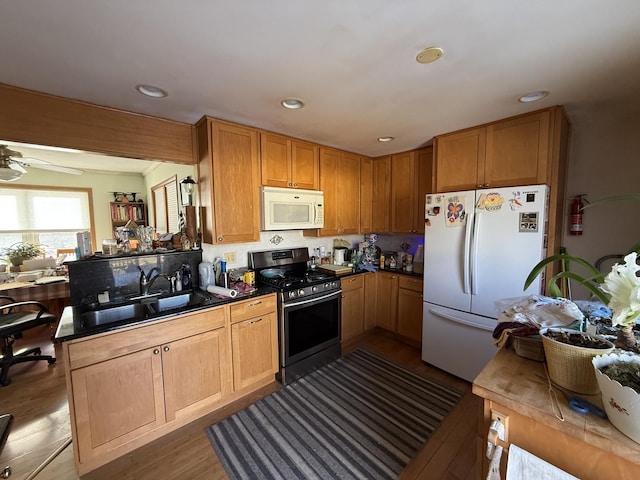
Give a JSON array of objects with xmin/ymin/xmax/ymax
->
[
  {"xmin": 260, "ymin": 132, "xmax": 319, "ymax": 190},
  {"xmin": 291, "ymin": 140, "xmax": 319, "ymax": 190},
  {"xmin": 434, "ymin": 127, "xmax": 486, "ymax": 192},
  {"xmin": 315, "ymin": 147, "xmax": 340, "ymax": 235},
  {"xmin": 372, "ymin": 155, "xmax": 392, "ymax": 233},
  {"xmin": 360, "ymin": 156, "xmax": 373, "ymax": 234},
  {"xmin": 435, "ymin": 108, "xmax": 555, "ymax": 192},
  {"xmin": 306, "ymin": 147, "xmax": 359, "ymax": 236},
  {"xmin": 338, "ymin": 151, "xmax": 361, "ymax": 234},
  {"xmin": 197, "ymin": 117, "xmax": 260, "ymax": 244},
  {"xmin": 415, "ymin": 147, "xmax": 433, "ymax": 234},
  {"xmin": 484, "ymin": 109, "xmax": 550, "ymax": 187},
  {"xmin": 391, "ymin": 151, "xmax": 416, "ymax": 233},
  {"xmin": 390, "ymin": 147, "xmax": 433, "ymax": 234}
]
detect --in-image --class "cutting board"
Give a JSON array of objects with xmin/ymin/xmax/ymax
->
[{"xmin": 318, "ymin": 264, "xmax": 352, "ymax": 275}]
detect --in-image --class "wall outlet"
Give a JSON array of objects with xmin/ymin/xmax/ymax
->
[{"xmin": 223, "ymin": 252, "xmax": 237, "ymax": 264}]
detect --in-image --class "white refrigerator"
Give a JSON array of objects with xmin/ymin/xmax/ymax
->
[{"xmin": 421, "ymin": 184, "xmax": 548, "ymax": 381}]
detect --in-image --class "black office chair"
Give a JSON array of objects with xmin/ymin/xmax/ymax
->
[{"xmin": 0, "ymin": 296, "xmax": 57, "ymax": 386}]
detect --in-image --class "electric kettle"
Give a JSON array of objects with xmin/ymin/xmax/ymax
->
[{"xmin": 334, "ymin": 247, "xmax": 347, "ymax": 265}]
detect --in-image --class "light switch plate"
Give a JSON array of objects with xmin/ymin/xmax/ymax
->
[{"xmin": 224, "ymin": 252, "xmax": 237, "ymax": 264}]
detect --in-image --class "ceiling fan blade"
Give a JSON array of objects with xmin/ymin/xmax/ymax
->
[
  {"xmin": 16, "ymin": 156, "xmax": 52, "ymax": 165},
  {"xmin": 28, "ymin": 163, "xmax": 84, "ymax": 175},
  {"xmin": 8, "ymin": 162, "xmax": 27, "ymax": 174}
]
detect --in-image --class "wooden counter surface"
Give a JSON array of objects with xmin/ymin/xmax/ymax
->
[
  {"xmin": 472, "ymin": 348, "xmax": 640, "ymax": 478},
  {"xmin": 0, "ymin": 279, "xmax": 70, "ymax": 320}
]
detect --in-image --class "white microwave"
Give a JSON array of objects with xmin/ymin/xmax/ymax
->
[{"xmin": 261, "ymin": 186, "xmax": 324, "ymax": 231}]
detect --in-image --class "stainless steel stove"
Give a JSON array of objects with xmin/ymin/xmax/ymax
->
[{"xmin": 249, "ymin": 247, "xmax": 342, "ymax": 384}]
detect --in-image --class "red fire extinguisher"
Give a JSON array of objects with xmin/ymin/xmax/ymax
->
[{"xmin": 569, "ymin": 195, "xmax": 586, "ymax": 236}]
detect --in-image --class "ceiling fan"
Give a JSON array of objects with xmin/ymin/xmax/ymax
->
[{"xmin": 0, "ymin": 144, "xmax": 84, "ymax": 182}]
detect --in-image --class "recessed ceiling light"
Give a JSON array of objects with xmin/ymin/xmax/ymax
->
[
  {"xmin": 135, "ymin": 84, "xmax": 168, "ymax": 98},
  {"xmin": 416, "ymin": 46, "xmax": 443, "ymax": 64},
  {"xmin": 281, "ymin": 98, "xmax": 304, "ymax": 109},
  {"xmin": 518, "ymin": 91, "xmax": 549, "ymax": 103},
  {"xmin": 377, "ymin": 136, "xmax": 394, "ymax": 142}
]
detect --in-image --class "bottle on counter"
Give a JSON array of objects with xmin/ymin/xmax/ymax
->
[
  {"xmin": 379, "ymin": 254, "xmax": 385, "ymax": 270},
  {"xmin": 181, "ymin": 264, "xmax": 192, "ymax": 289}
]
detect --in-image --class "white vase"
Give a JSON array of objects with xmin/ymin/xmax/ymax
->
[{"xmin": 592, "ymin": 353, "xmax": 640, "ymax": 444}]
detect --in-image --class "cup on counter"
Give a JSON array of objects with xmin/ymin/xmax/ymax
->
[
  {"xmin": 243, "ymin": 270, "xmax": 255, "ymax": 286},
  {"xmin": 102, "ymin": 239, "xmax": 118, "ymax": 255}
]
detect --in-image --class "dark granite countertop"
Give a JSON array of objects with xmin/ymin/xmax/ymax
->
[
  {"xmin": 55, "ymin": 285, "xmax": 278, "ymax": 342},
  {"xmin": 335, "ymin": 267, "xmax": 423, "ymax": 280}
]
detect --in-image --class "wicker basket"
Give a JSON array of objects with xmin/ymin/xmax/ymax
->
[
  {"xmin": 512, "ymin": 335, "xmax": 545, "ymax": 362},
  {"xmin": 541, "ymin": 328, "xmax": 614, "ymax": 394}
]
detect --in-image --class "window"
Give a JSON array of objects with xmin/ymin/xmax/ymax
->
[
  {"xmin": 0, "ymin": 185, "xmax": 95, "ymax": 257},
  {"xmin": 151, "ymin": 176, "xmax": 179, "ymax": 234}
]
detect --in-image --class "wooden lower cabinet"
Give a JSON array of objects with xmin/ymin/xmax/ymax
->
[
  {"xmin": 341, "ymin": 275, "xmax": 365, "ymax": 342},
  {"xmin": 71, "ymin": 347, "xmax": 166, "ymax": 463},
  {"xmin": 64, "ymin": 294, "xmax": 278, "ymax": 475},
  {"xmin": 363, "ymin": 272, "xmax": 377, "ymax": 331},
  {"xmin": 376, "ymin": 272, "xmax": 399, "ymax": 331},
  {"xmin": 231, "ymin": 311, "xmax": 278, "ymax": 392},
  {"xmin": 396, "ymin": 276, "xmax": 423, "ymax": 343},
  {"xmin": 374, "ymin": 272, "xmax": 423, "ymax": 345}
]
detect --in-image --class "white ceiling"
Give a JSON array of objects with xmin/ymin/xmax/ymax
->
[{"xmin": 2, "ymin": 0, "xmax": 640, "ymax": 172}]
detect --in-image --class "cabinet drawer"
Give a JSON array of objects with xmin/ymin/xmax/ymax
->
[
  {"xmin": 341, "ymin": 275, "xmax": 364, "ymax": 292},
  {"xmin": 67, "ymin": 306, "xmax": 226, "ymax": 370},
  {"xmin": 230, "ymin": 294, "xmax": 277, "ymax": 324},
  {"xmin": 399, "ymin": 275, "xmax": 423, "ymax": 292}
]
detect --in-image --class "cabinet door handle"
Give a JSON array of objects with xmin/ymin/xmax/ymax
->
[
  {"xmin": 153, "ymin": 348, "xmax": 160, "ymax": 355},
  {"xmin": 163, "ymin": 346, "xmax": 170, "ymax": 352},
  {"xmin": 293, "ymin": 183, "xmax": 298, "ymax": 187},
  {"xmin": 248, "ymin": 301, "xmax": 262, "ymax": 307},
  {"xmin": 217, "ymin": 236, "xmax": 224, "ymax": 242},
  {"xmin": 248, "ymin": 318, "xmax": 263, "ymax": 325}
]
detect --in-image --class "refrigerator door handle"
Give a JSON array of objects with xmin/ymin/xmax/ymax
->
[
  {"xmin": 463, "ymin": 211, "xmax": 474, "ymax": 294},
  {"xmin": 470, "ymin": 211, "xmax": 481, "ymax": 295},
  {"xmin": 428, "ymin": 307, "xmax": 494, "ymax": 332}
]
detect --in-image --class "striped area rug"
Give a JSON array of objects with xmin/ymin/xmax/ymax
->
[{"xmin": 206, "ymin": 349, "xmax": 463, "ymax": 480}]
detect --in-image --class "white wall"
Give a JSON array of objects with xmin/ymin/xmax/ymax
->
[{"xmin": 561, "ymin": 101, "xmax": 640, "ymax": 298}]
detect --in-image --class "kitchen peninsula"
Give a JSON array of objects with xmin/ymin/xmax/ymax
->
[{"xmin": 473, "ymin": 348, "xmax": 640, "ymax": 480}]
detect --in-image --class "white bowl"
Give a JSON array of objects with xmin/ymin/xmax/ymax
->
[{"xmin": 593, "ymin": 353, "xmax": 640, "ymax": 444}]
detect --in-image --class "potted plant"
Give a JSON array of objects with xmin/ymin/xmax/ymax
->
[
  {"xmin": 2, "ymin": 242, "xmax": 46, "ymax": 266},
  {"xmin": 593, "ymin": 353, "xmax": 640, "ymax": 444}
]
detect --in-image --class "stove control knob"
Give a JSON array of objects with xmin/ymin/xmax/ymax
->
[
  {"xmin": 289, "ymin": 291, "xmax": 296, "ymax": 298},
  {"xmin": 324, "ymin": 283, "xmax": 330, "ymax": 288},
  {"xmin": 312, "ymin": 286, "xmax": 318, "ymax": 292},
  {"xmin": 298, "ymin": 289, "xmax": 305, "ymax": 296},
  {"xmin": 331, "ymin": 281, "xmax": 338, "ymax": 288}
]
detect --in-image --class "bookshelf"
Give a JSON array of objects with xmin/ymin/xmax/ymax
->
[{"xmin": 110, "ymin": 201, "xmax": 147, "ymax": 230}]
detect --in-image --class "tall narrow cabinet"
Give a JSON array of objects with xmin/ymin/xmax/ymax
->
[{"xmin": 196, "ymin": 117, "xmax": 261, "ymax": 244}]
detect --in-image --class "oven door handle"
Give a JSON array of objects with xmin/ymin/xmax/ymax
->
[{"xmin": 283, "ymin": 289, "xmax": 343, "ymax": 308}]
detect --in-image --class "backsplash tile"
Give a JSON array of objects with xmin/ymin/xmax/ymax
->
[{"xmin": 67, "ymin": 250, "xmax": 202, "ymax": 307}]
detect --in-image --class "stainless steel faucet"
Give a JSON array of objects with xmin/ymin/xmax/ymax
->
[{"xmin": 138, "ymin": 266, "xmax": 172, "ymax": 296}]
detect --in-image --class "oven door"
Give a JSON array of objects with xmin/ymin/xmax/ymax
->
[{"xmin": 281, "ymin": 290, "xmax": 341, "ymax": 367}]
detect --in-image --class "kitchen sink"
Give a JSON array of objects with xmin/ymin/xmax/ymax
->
[
  {"xmin": 79, "ymin": 290, "xmax": 213, "ymax": 329},
  {"xmin": 80, "ymin": 302, "xmax": 146, "ymax": 328},
  {"xmin": 150, "ymin": 290, "xmax": 211, "ymax": 313}
]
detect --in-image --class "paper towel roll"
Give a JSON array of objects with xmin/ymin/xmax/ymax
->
[
  {"xmin": 206, "ymin": 285, "xmax": 238, "ymax": 298},
  {"xmin": 506, "ymin": 445, "xmax": 578, "ymax": 480}
]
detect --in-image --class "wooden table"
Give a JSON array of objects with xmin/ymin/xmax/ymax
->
[
  {"xmin": 0, "ymin": 279, "xmax": 70, "ymax": 321},
  {"xmin": 472, "ymin": 348, "xmax": 640, "ymax": 480}
]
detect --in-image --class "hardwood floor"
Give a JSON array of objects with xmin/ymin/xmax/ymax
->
[{"xmin": 0, "ymin": 326, "xmax": 481, "ymax": 479}]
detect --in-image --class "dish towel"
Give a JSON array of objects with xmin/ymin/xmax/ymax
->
[{"xmin": 506, "ymin": 444, "xmax": 579, "ymax": 480}]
